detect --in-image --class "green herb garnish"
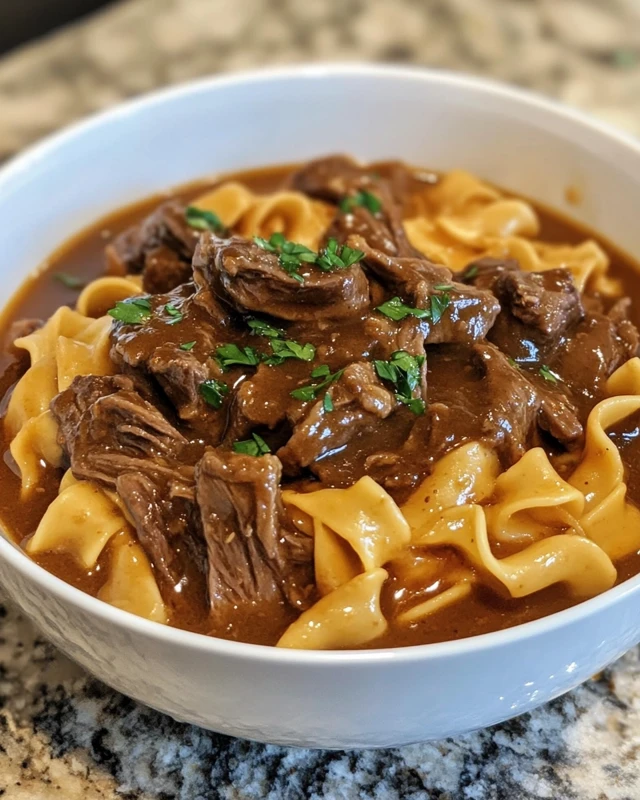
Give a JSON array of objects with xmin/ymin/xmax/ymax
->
[
  {"xmin": 199, "ymin": 379, "xmax": 229, "ymax": 409},
  {"xmin": 290, "ymin": 366, "xmax": 345, "ymax": 403},
  {"xmin": 54, "ymin": 272, "xmax": 87, "ymax": 290},
  {"xmin": 339, "ymin": 190, "xmax": 382, "ymax": 215},
  {"xmin": 185, "ymin": 206, "xmax": 226, "ymax": 235},
  {"xmin": 507, "ymin": 357, "xmax": 520, "ymax": 369},
  {"xmin": 262, "ymin": 339, "xmax": 316, "ymax": 366},
  {"xmin": 233, "ymin": 432, "xmax": 271, "ymax": 457},
  {"xmin": 429, "ymin": 291, "xmax": 451, "ymax": 324},
  {"xmin": 463, "ymin": 265, "xmax": 479, "ymax": 280},
  {"xmin": 164, "ymin": 303, "xmax": 183, "ymax": 324},
  {"xmin": 374, "ymin": 350, "xmax": 426, "ymax": 415},
  {"xmin": 323, "ymin": 392, "xmax": 334, "ymax": 412},
  {"xmin": 180, "ymin": 341, "xmax": 196, "ymax": 351},
  {"xmin": 316, "ymin": 238, "xmax": 365, "ymax": 271},
  {"xmin": 254, "ymin": 232, "xmax": 316, "ymax": 283},
  {"xmin": 215, "ymin": 344, "xmax": 260, "ymax": 371},
  {"xmin": 376, "ymin": 296, "xmax": 431, "ymax": 321},
  {"xmin": 247, "ymin": 318, "xmax": 285, "ymax": 339},
  {"xmin": 107, "ymin": 297, "xmax": 152, "ymax": 325},
  {"xmin": 539, "ymin": 365, "xmax": 560, "ymax": 384}
]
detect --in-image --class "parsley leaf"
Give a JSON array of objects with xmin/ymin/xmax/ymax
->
[
  {"xmin": 247, "ymin": 318, "xmax": 285, "ymax": 339},
  {"xmin": 463, "ymin": 264, "xmax": 479, "ymax": 280},
  {"xmin": 164, "ymin": 303, "xmax": 184, "ymax": 324},
  {"xmin": 254, "ymin": 232, "xmax": 316, "ymax": 283},
  {"xmin": 262, "ymin": 339, "xmax": 316, "ymax": 366},
  {"xmin": 316, "ymin": 238, "xmax": 365, "ymax": 271},
  {"xmin": 290, "ymin": 367, "xmax": 344, "ymax": 402},
  {"xmin": 54, "ymin": 272, "xmax": 87, "ymax": 290},
  {"xmin": 215, "ymin": 344, "xmax": 260, "ymax": 370},
  {"xmin": 507, "ymin": 357, "xmax": 520, "ymax": 369},
  {"xmin": 180, "ymin": 341, "xmax": 196, "ymax": 351},
  {"xmin": 339, "ymin": 190, "xmax": 382, "ymax": 215},
  {"xmin": 323, "ymin": 392, "xmax": 334, "ymax": 412},
  {"xmin": 185, "ymin": 206, "xmax": 226, "ymax": 235},
  {"xmin": 376, "ymin": 296, "xmax": 431, "ymax": 321},
  {"xmin": 374, "ymin": 350, "xmax": 426, "ymax": 415},
  {"xmin": 199, "ymin": 379, "xmax": 229, "ymax": 409},
  {"xmin": 233, "ymin": 432, "xmax": 271, "ymax": 457},
  {"xmin": 108, "ymin": 297, "xmax": 152, "ymax": 325},
  {"xmin": 539, "ymin": 364, "xmax": 560, "ymax": 384},
  {"xmin": 429, "ymin": 291, "xmax": 451, "ymax": 324}
]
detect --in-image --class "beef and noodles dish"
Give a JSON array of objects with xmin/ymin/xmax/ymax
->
[{"xmin": 3, "ymin": 155, "xmax": 640, "ymax": 650}]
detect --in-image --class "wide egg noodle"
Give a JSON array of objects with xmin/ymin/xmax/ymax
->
[
  {"xmin": 98, "ymin": 531, "xmax": 167, "ymax": 624},
  {"xmin": 76, "ymin": 275, "xmax": 142, "ymax": 318},
  {"xmin": 27, "ymin": 480, "xmax": 127, "ymax": 569},
  {"xmin": 192, "ymin": 183, "xmax": 334, "ymax": 250},
  {"xmin": 283, "ymin": 476, "xmax": 411, "ymax": 572},
  {"xmin": 277, "ymin": 568, "xmax": 388, "ymax": 650},
  {"xmin": 404, "ymin": 169, "xmax": 619, "ymax": 295},
  {"xmin": 313, "ymin": 519, "xmax": 361, "ymax": 598}
]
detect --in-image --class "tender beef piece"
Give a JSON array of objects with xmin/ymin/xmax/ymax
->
[
  {"xmin": 105, "ymin": 201, "xmax": 200, "ymax": 293},
  {"xmin": 457, "ymin": 257, "xmax": 520, "ymax": 291},
  {"xmin": 352, "ymin": 237, "xmax": 500, "ymax": 344},
  {"xmin": 195, "ymin": 449, "xmax": 314, "ymax": 621},
  {"xmin": 116, "ymin": 473, "xmax": 178, "ymax": 587},
  {"xmin": 277, "ymin": 362, "xmax": 397, "ymax": 476},
  {"xmin": 289, "ymin": 155, "xmax": 365, "ymax": 202},
  {"xmin": 493, "ymin": 268, "xmax": 584, "ymax": 338},
  {"xmin": 552, "ymin": 309, "xmax": 639, "ymax": 406},
  {"xmin": 193, "ymin": 233, "xmax": 370, "ymax": 321},
  {"xmin": 110, "ymin": 285, "xmax": 232, "ymax": 441},
  {"xmin": 472, "ymin": 343, "xmax": 583, "ymax": 462},
  {"xmin": 608, "ymin": 297, "xmax": 640, "ymax": 356},
  {"xmin": 50, "ymin": 374, "xmax": 188, "ymax": 488}
]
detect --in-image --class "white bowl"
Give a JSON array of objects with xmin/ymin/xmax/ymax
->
[{"xmin": 2, "ymin": 64, "xmax": 640, "ymax": 749}]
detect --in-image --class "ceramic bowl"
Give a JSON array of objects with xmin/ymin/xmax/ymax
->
[{"xmin": 1, "ymin": 65, "xmax": 640, "ymax": 748}]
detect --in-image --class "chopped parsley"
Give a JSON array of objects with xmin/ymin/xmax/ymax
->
[
  {"xmin": 215, "ymin": 344, "xmax": 260, "ymax": 370},
  {"xmin": 375, "ymin": 296, "xmax": 430, "ymax": 321},
  {"xmin": 290, "ymin": 366, "xmax": 344, "ymax": 403},
  {"xmin": 263, "ymin": 339, "xmax": 316, "ymax": 366},
  {"xmin": 233, "ymin": 432, "xmax": 271, "ymax": 457},
  {"xmin": 374, "ymin": 350, "xmax": 426, "ymax": 415},
  {"xmin": 180, "ymin": 341, "xmax": 196, "ymax": 351},
  {"xmin": 316, "ymin": 238, "xmax": 365, "ymax": 271},
  {"xmin": 323, "ymin": 392, "xmax": 334, "ymax": 412},
  {"xmin": 185, "ymin": 206, "xmax": 226, "ymax": 235},
  {"xmin": 507, "ymin": 357, "xmax": 520, "ymax": 369},
  {"xmin": 429, "ymin": 291, "xmax": 451, "ymax": 324},
  {"xmin": 376, "ymin": 289, "xmax": 451, "ymax": 325},
  {"xmin": 247, "ymin": 318, "xmax": 285, "ymax": 339},
  {"xmin": 199, "ymin": 379, "xmax": 229, "ymax": 409},
  {"xmin": 539, "ymin": 364, "xmax": 560, "ymax": 384},
  {"xmin": 254, "ymin": 232, "xmax": 316, "ymax": 283},
  {"xmin": 339, "ymin": 190, "xmax": 382, "ymax": 215},
  {"xmin": 463, "ymin": 265, "xmax": 479, "ymax": 280},
  {"xmin": 54, "ymin": 272, "xmax": 87, "ymax": 290},
  {"xmin": 107, "ymin": 297, "xmax": 152, "ymax": 325},
  {"xmin": 164, "ymin": 303, "xmax": 183, "ymax": 324}
]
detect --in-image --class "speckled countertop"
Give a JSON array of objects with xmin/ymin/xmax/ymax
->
[{"xmin": 2, "ymin": 1, "xmax": 640, "ymax": 797}]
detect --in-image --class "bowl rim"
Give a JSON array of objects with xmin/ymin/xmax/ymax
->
[{"xmin": 2, "ymin": 61, "xmax": 640, "ymax": 665}]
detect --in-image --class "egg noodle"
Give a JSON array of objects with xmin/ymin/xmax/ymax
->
[{"xmin": 7, "ymin": 172, "xmax": 640, "ymax": 647}]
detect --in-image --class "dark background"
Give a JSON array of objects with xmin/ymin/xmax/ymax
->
[{"xmin": 0, "ymin": 0, "xmax": 113, "ymax": 54}]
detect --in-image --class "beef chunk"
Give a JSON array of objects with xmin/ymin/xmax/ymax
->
[
  {"xmin": 289, "ymin": 155, "xmax": 364, "ymax": 202},
  {"xmin": 494, "ymin": 268, "xmax": 584, "ymax": 338},
  {"xmin": 116, "ymin": 473, "xmax": 178, "ymax": 587},
  {"xmin": 51, "ymin": 374, "xmax": 188, "ymax": 488},
  {"xmin": 277, "ymin": 362, "xmax": 397, "ymax": 475},
  {"xmin": 195, "ymin": 449, "xmax": 314, "ymax": 620},
  {"xmin": 552, "ymin": 309, "xmax": 639, "ymax": 404},
  {"xmin": 472, "ymin": 343, "xmax": 583, "ymax": 462},
  {"xmin": 105, "ymin": 201, "xmax": 199, "ymax": 293},
  {"xmin": 353, "ymin": 236, "xmax": 500, "ymax": 345},
  {"xmin": 193, "ymin": 233, "xmax": 370, "ymax": 321},
  {"xmin": 109, "ymin": 285, "xmax": 231, "ymax": 441},
  {"xmin": 457, "ymin": 257, "xmax": 520, "ymax": 291}
]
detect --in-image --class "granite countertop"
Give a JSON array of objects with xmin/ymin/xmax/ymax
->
[{"xmin": 2, "ymin": 0, "xmax": 640, "ymax": 797}]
